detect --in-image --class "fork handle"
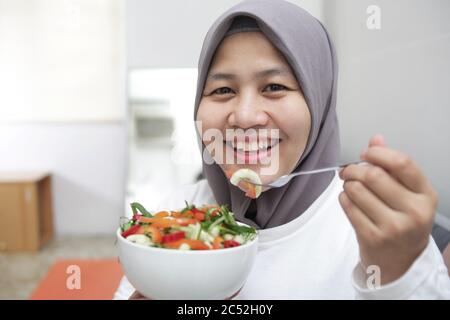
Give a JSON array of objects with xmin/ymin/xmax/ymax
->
[{"xmin": 292, "ymin": 160, "xmax": 367, "ymax": 177}]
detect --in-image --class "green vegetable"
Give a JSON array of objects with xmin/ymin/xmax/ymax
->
[
  {"xmin": 130, "ymin": 202, "xmax": 153, "ymax": 217},
  {"xmin": 223, "ymin": 222, "xmax": 256, "ymax": 235},
  {"xmin": 194, "ymin": 223, "xmax": 202, "ymax": 240},
  {"xmin": 204, "ymin": 207, "xmax": 216, "ymax": 220},
  {"xmin": 218, "ymin": 225, "xmax": 239, "ymax": 236},
  {"xmin": 122, "ymin": 200, "xmax": 257, "ymax": 250},
  {"xmin": 208, "ymin": 216, "xmax": 225, "ymax": 232},
  {"xmin": 220, "ymin": 205, "xmax": 236, "ymax": 225},
  {"xmin": 121, "ymin": 220, "xmax": 133, "ymax": 232},
  {"xmin": 180, "ymin": 200, "xmax": 195, "ymax": 213}
]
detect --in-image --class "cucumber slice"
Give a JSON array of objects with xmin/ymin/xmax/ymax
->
[
  {"xmin": 180, "ymin": 223, "xmax": 201, "ymax": 240},
  {"xmin": 233, "ymin": 234, "xmax": 245, "ymax": 244},
  {"xmin": 223, "ymin": 234, "xmax": 234, "ymax": 241},
  {"xmin": 210, "ymin": 226, "xmax": 220, "ymax": 237},
  {"xmin": 230, "ymin": 168, "xmax": 262, "ymax": 199},
  {"xmin": 199, "ymin": 230, "xmax": 214, "ymax": 243},
  {"xmin": 126, "ymin": 234, "xmax": 154, "ymax": 246}
]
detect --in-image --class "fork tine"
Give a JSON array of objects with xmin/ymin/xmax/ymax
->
[{"xmin": 241, "ymin": 178, "xmax": 265, "ymax": 187}]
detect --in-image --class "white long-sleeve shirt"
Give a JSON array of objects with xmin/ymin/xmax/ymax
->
[{"xmin": 114, "ymin": 172, "xmax": 450, "ymax": 299}]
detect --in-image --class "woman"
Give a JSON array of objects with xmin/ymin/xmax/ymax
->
[{"xmin": 115, "ymin": 0, "xmax": 450, "ymax": 299}]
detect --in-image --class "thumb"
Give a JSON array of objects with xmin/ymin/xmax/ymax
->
[{"xmin": 368, "ymin": 133, "xmax": 387, "ymax": 148}]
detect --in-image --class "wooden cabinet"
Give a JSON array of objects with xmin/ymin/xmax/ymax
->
[{"xmin": 0, "ymin": 172, "xmax": 53, "ymax": 252}]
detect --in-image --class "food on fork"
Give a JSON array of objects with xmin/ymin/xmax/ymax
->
[{"xmin": 229, "ymin": 168, "xmax": 262, "ymax": 199}]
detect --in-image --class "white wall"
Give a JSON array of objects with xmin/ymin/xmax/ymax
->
[
  {"xmin": 322, "ymin": 0, "xmax": 450, "ymax": 218},
  {"xmin": 0, "ymin": 123, "xmax": 126, "ymax": 234},
  {"xmin": 0, "ymin": 0, "xmax": 124, "ymax": 122},
  {"xmin": 0, "ymin": 0, "xmax": 127, "ymax": 235},
  {"xmin": 126, "ymin": 0, "xmax": 324, "ymax": 68}
]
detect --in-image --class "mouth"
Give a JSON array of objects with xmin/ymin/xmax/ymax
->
[{"xmin": 224, "ymin": 136, "xmax": 281, "ymax": 164}]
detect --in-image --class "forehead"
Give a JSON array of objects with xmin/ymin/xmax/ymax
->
[{"xmin": 210, "ymin": 31, "xmax": 291, "ymax": 70}]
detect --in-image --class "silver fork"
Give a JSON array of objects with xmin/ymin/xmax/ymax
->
[{"xmin": 243, "ymin": 160, "xmax": 367, "ymax": 189}]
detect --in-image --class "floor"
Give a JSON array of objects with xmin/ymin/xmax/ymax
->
[{"xmin": 0, "ymin": 236, "xmax": 118, "ymax": 300}]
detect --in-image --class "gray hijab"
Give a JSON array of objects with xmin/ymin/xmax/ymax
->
[{"xmin": 194, "ymin": 0, "xmax": 340, "ymax": 229}]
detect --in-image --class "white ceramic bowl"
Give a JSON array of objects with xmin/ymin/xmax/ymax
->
[{"xmin": 117, "ymin": 226, "xmax": 258, "ymax": 300}]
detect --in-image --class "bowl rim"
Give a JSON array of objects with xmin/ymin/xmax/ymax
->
[{"xmin": 117, "ymin": 223, "xmax": 258, "ymax": 255}]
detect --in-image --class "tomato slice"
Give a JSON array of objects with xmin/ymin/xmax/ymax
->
[
  {"xmin": 121, "ymin": 224, "xmax": 142, "ymax": 238},
  {"xmin": 161, "ymin": 231, "xmax": 185, "ymax": 243},
  {"xmin": 223, "ymin": 240, "xmax": 240, "ymax": 248},
  {"xmin": 194, "ymin": 212, "xmax": 205, "ymax": 221}
]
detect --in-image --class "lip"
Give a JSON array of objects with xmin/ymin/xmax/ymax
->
[{"xmin": 224, "ymin": 139, "xmax": 281, "ymax": 164}]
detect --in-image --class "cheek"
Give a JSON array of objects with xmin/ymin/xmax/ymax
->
[
  {"xmin": 196, "ymin": 102, "xmax": 226, "ymax": 131},
  {"xmin": 276, "ymin": 99, "xmax": 311, "ymax": 143},
  {"xmin": 276, "ymin": 100, "xmax": 311, "ymax": 167},
  {"xmin": 196, "ymin": 102, "xmax": 230, "ymax": 155},
  {"xmin": 293, "ymin": 110, "xmax": 311, "ymax": 144}
]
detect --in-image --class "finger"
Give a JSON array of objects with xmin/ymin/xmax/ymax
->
[
  {"xmin": 339, "ymin": 191, "xmax": 380, "ymax": 238},
  {"xmin": 343, "ymin": 179, "xmax": 401, "ymax": 227},
  {"xmin": 340, "ymin": 163, "xmax": 418, "ymax": 213},
  {"xmin": 368, "ymin": 134, "xmax": 387, "ymax": 148},
  {"xmin": 361, "ymin": 146, "xmax": 430, "ymax": 194}
]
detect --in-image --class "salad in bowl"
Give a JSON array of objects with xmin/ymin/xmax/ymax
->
[{"xmin": 117, "ymin": 201, "xmax": 258, "ymax": 299}]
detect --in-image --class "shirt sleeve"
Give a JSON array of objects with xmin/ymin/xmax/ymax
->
[{"xmin": 352, "ymin": 236, "xmax": 450, "ymax": 299}]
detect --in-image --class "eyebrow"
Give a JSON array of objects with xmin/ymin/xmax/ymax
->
[{"xmin": 207, "ymin": 67, "xmax": 290, "ymax": 81}]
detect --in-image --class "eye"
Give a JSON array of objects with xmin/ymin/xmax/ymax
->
[
  {"xmin": 211, "ymin": 87, "xmax": 235, "ymax": 95},
  {"xmin": 263, "ymin": 84, "xmax": 287, "ymax": 92}
]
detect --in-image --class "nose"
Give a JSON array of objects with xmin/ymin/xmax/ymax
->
[{"xmin": 227, "ymin": 93, "xmax": 269, "ymax": 129}]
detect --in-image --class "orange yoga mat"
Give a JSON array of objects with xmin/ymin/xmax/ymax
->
[{"xmin": 30, "ymin": 259, "xmax": 123, "ymax": 300}]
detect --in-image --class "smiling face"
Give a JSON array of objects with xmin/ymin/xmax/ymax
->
[{"xmin": 196, "ymin": 31, "xmax": 311, "ymax": 186}]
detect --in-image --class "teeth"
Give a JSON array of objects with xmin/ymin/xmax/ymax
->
[
  {"xmin": 230, "ymin": 138, "xmax": 278, "ymax": 152},
  {"xmin": 260, "ymin": 139, "xmax": 268, "ymax": 149}
]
